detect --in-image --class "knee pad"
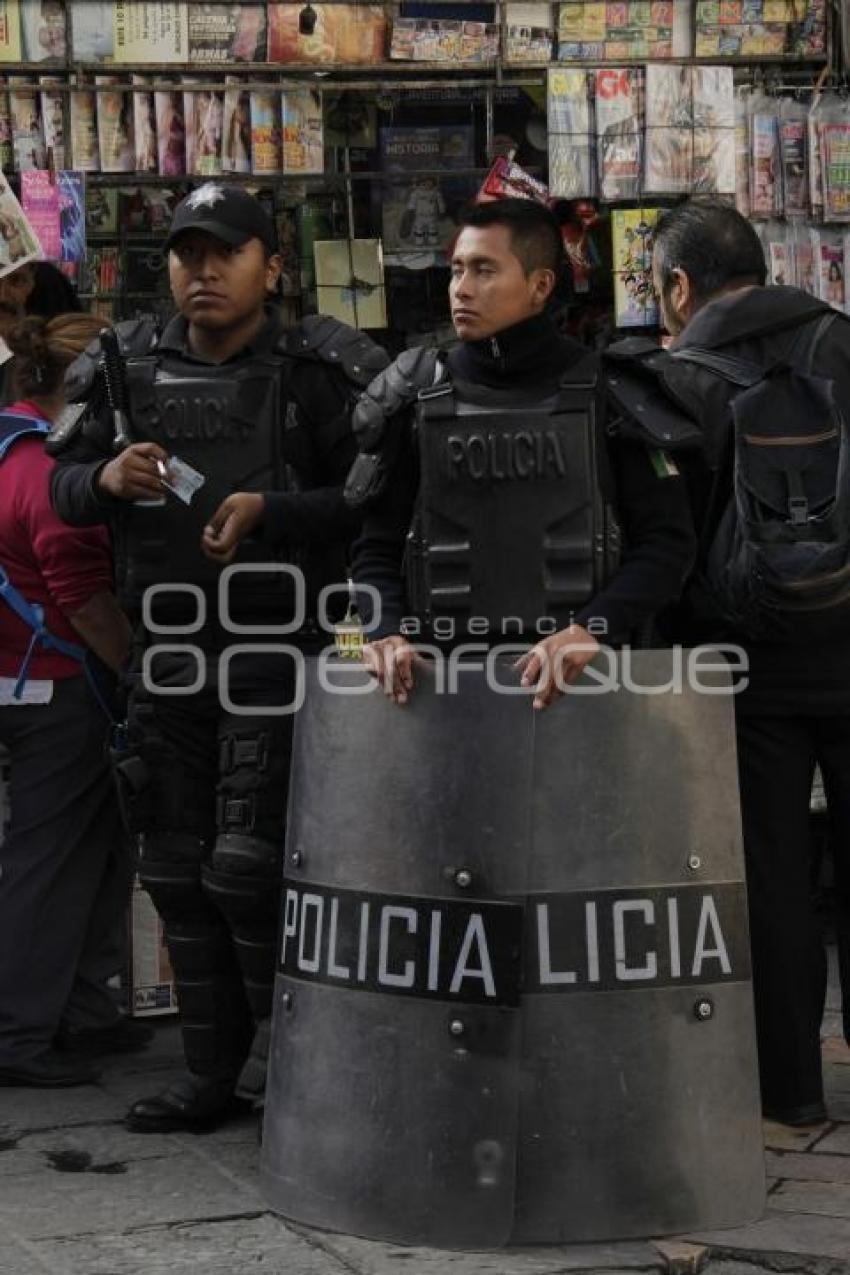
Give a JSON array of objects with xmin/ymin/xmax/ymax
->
[{"xmin": 217, "ymin": 720, "xmax": 292, "ymax": 844}]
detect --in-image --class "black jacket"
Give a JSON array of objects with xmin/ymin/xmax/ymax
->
[
  {"xmin": 662, "ymin": 285, "xmax": 850, "ymax": 715},
  {"xmin": 352, "ymin": 311, "xmax": 696, "ymax": 642}
]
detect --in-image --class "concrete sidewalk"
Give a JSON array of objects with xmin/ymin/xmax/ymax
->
[{"xmin": 2, "ymin": 997, "xmax": 849, "ymax": 1275}]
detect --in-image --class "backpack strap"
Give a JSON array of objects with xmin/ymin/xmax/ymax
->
[
  {"xmin": 671, "ymin": 311, "xmax": 840, "ymax": 386},
  {"xmin": 0, "ymin": 565, "xmax": 86, "ymax": 700}
]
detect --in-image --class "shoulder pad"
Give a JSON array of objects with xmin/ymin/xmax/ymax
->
[
  {"xmin": 603, "ymin": 340, "xmax": 704, "ymax": 452},
  {"xmin": 352, "ymin": 346, "xmax": 443, "ymax": 451},
  {"xmin": 282, "ymin": 314, "xmax": 389, "ymax": 388},
  {"xmin": 44, "ymin": 402, "xmax": 87, "ymax": 453},
  {"xmin": 64, "ymin": 315, "xmax": 159, "ymax": 404}
]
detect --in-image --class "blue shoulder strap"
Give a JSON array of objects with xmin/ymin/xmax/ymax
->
[{"xmin": 0, "ymin": 411, "xmax": 51, "ymax": 460}]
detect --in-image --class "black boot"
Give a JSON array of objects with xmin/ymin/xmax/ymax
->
[{"xmin": 126, "ymin": 1073, "xmax": 248, "ymax": 1133}]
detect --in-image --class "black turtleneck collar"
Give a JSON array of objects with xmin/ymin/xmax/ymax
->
[{"xmin": 447, "ymin": 311, "xmax": 587, "ymax": 391}]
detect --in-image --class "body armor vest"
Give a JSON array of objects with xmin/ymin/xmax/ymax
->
[
  {"xmin": 407, "ymin": 368, "xmax": 619, "ymax": 636},
  {"xmin": 120, "ymin": 350, "xmax": 291, "ymax": 616}
]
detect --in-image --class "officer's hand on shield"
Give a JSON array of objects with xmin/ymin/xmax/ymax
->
[
  {"xmin": 361, "ymin": 634, "xmax": 416, "ymax": 705},
  {"xmin": 202, "ymin": 493, "xmax": 265, "ymax": 565},
  {"xmin": 516, "ymin": 625, "xmax": 600, "ymax": 711},
  {"xmin": 97, "ymin": 442, "xmax": 169, "ymax": 502}
]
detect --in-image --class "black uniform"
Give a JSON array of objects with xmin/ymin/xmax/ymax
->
[
  {"xmin": 50, "ymin": 307, "xmax": 386, "ymax": 1088},
  {"xmin": 610, "ymin": 285, "xmax": 850, "ymax": 1117},
  {"xmin": 351, "ymin": 311, "xmax": 695, "ymax": 645}
]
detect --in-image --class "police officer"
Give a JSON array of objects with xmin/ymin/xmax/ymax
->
[
  {"xmin": 347, "ymin": 198, "xmax": 695, "ymax": 702},
  {"xmin": 50, "ymin": 184, "xmax": 387, "ymax": 1131}
]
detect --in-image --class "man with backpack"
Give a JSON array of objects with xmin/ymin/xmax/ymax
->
[{"xmin": 609, "ymin": 197, "xmax": 850, "ymax": 1127}]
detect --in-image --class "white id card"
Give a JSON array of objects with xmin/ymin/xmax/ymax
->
[
  {"xmin": 160, "ymin": 456, "xmax": 206, "ymax": 506},
  {"xmin": 0, "ymin": 676, "xmax": 53, "ymax": 705}
]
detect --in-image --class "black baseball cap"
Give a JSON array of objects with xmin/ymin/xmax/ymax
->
[{"xmin": 164, "ymin": 183, "xmax": 278, "ymax": 254}]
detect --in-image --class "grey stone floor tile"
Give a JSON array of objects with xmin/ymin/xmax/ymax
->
[
  {"xmin": 0, "ymin": 1148, "xmax": 259, "ymax": 1240},
  {"xmin": 768, "ymin": 1179, "xmax": 850, "ymax": 1219},
  {"xmin": 0, "ymin": 1124, "xmax": 177, "ymax": 1178},
  {"xmin": 0, "ymin": 1230, "xmax": 54, "ymax": 1275},
  {"xmin": 762, "ymin": 1120, "xmax": 831, "ymax": 1152},
  {"xmin": 27, "ymin": 1215, "xmax": 351, "ymax": 1275},
  {"xmin": 0, "ymin": 1081, "xmax": 127, "ymax": 1131},
  {"xmin": 813, "ymin": 1124, "xmax": 850, "ymax": 1156},
  {"xmin": 766, "ymin": 1149, "xmax": 850, "ymax": 1184},
  {"xmin": 687, "ymin": 1208, "xmax": 850, "ymax": 1261}
]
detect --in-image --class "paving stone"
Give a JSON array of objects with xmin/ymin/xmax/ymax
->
[
  {"xmin": 766, "ymin": 1150, "xmax": 850, "ymax": 1184},
  {"xmin": 0, "ymin": 1082, "xmax": 127, "ymax": 1132},
  {"xmin": 0, "ymin": 1229, "xmax": 54, "ymax": 1275},
  {"xmin": 0, "ymin": 1149, "xmax": 259, "ymax": 1240},
  {"xmin": 291, "ymin": 1226, "xmax": 663, "ymax": 1275},
  {"xmin": 768, "ymin": 1179, "xmax": 850, "ymax": 1219},
  {"xmin": 29, "ymin": 1215, "xmax": 350, "ymax": 1275},
  {"xmin": 0, "ymin": 1125, "xmax": 177, "ymax": 1178},
  {"xmin": 762, "ymin": 1120, "xmax": 830, "ymax": 1152},
  {"xmin": 813, "ymin": 1125, "xmax": 850, "ymax": 1156},
  {"xmin": 823, "ymin": 1038, "xmax": 850, "ymax": 1066},
  {"xmin": 687, "ymin": 1208, "xmax": 850, "ymax": 1261}
]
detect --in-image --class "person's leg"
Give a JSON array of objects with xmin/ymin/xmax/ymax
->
[
  {"xmin": 0, "ymin": 678, "xmax": 117, "ymax": 1084},
  {"xmin": 735, "ymin": 712, "xmax": 824, "ymax": 1117},
  {"xmin": 813, "ymin": 716, "xmax": 850, "ymax": 1047}
]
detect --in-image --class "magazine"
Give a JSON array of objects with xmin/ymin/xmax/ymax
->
[
  {"xmin": 0, "ymin": 80, "xmax": 12, "ymax": 170},
  {"xmin": 39, "ymin": 74, "xmax": 65, "ymax": 168},
  {"xmin": 0, "ymin": 0, "xmax": 21, "ymax": 61},
  {"xmin": 96, "ymin": 75, "xmax": 135, "ymax": 172},
  {"xmin": 282, "ymin": 88, "xmax": 323, "ymax": 175},
  {"xmin": 9, "ymin": 77, "xmax": 47, "ymax": 170},
  {"xmin": 612, "ymin": 208, "xmax": 660, "ymax": 328},
  {"xmin": 155, "ymin": 86, "xmax": 186, "ymax": 176},
  {"xmin": 768, "ymin": 238, "xmax": 791, "ymax": 288},
  {"xmin": 57, "ymin": 170, "xmax": 85, "ymax": 276},
  {"xmin": 595, "ymin": 68, "xmax": 642, "ymax": 201},
  {"xmin": 779, "ymin": 113, "xmax": 808, "ymax": 216},
  {"xmin": 379, "ymin": 124, "xmax": 475, "ymax": 268},
  {"xmin": 479, "ymin": 156, "xmax": 552, "ymax": 204},
  {"xmin": 547, "ymin": 68, "xmax": 594, "ymax": 199},
  {"xmin": 504, "ymin": 3, "xmax": 554, "ymax": 62},
  {"xmin": 750, "ymin": 111, "xmax": 781, "ymax": 217},
  {"xmin": 86, "ymin": 184, "xmax": 118, "ymax": 234},
  {"xmin": 812, "ymin": 230, "xmax": 845, "ymax": 310},
  {"xmin": 222, "ymin": 77, "xmax": 251, "ymax": 173},
  {"xmin": 133, "ymin": 75, "xmax": 158, "ymax": 172},
  {"xmin": 21, "ymin": 0, "xmax": 65, "ymax": 59},
  {"xmin": 70, "ymin": 90, "xmax": 100, "ymax": 170},
  {"xmin": 189, "ymin": 2, "xmax": 267, "ymax": 61},
  {"xmin": 820, "ymin": 122, "xmax": 850, "ymax": 222},
  {"xmin": 21, "ymin": 167, "xmax": 60, "ymax": 256},
  {"xmin": 70, "ymin": 0, "xmax": 114, "ymax": 61},
  {"xmin": 314, "ymin": 238, "xmax": 387, "ymax": 330},
  {"xmin": 268, "ymin": 3, "xmax": 387, "ymax": 65},
  {"xmin": 113, "ymin": 2, "xmax": 189, "ymax": 63},
  {"xmin": 250, "ymin": 87, "xmax": 281, "ymax": 174},
  {"xmin": 0, "ymin": 168, "xmax": 42, "ymax": 277},
  {"xmin": 734, "ymin": 92, "xmax": 750, "ymax": 216},
  {"xmin": 185, "ymin": 80, "xmax": 224, "ymax": 176}
]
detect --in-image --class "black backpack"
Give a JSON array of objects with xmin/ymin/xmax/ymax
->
[{"xmin": 672, "ymin": 312, "xmax": 850, "ymax": 642}]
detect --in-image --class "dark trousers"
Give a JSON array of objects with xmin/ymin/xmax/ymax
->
[
  {"xmin": 128, "ymin": 650, "xmax": 295, "ymax": 1081},
  {"xmin": 0, "ymin": 676, "xmax": 129, "ymax": 1067},
  {"xmin": 736, "ymin": 712, "xmax": 850, "ymax": 1111}
]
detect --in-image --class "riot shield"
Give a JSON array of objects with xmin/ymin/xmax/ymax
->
[{"xmin": 261, "ymin": 650, "xmax": 765, "ymax": 1248}]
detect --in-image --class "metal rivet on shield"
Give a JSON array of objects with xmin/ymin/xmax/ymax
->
[
  {"xmin": 694, "ymin": 997, "xmax": 714, "ymax": 1022},
  {"xmin": 282, "ymin": 991, "xmax": 295, "ymax": 1013},
  {"xmin": 448, "ymin": 1019, "xmax": 465, "ymax": 1038},
  {"xmin": 687, "ymin": 854, "xmax": 702, "ymax": 871},
  {"xmin": 291, "ymin": 850, "xmax": 302, "ymax": 868},
  {"xmin": 454, "ymin": 868, "xmax": 473, "ymax": 889}
]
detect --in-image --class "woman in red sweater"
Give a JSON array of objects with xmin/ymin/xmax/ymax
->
[{"xmin": 0, "ymin": 313, "xmax": 137, "ymax": 1087}]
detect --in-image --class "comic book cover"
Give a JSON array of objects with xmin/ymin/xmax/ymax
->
[
  {"xmin": 189, "ymin": 2, "xmax": 266, "ymax": 61},
  {"xmin": 644, "ymin": 66, "xmax": 694, "ymax": 192},
  {"xmin": 0, "ymin": 80, "xmax": 12, "ymax": 170},
  {"xmin": 505, "ymin": 3, "xmax": 554, "ymax": 61},
  {"xmin": 0, "ymin": 168, "xmax": 42, "ymax": 277},
  {"xmin": 750, "ymin": 112, "xmax": 781, "ymax": 216},
  {"xmin": 70, "ymin": 90, "xmax": 100, "ymax": 171},
  {"xmin": 9, "ymin": 78, "xmax": 47, "ymax": 170},
  {"xmin": 595, "ymin": 67, "xmax": 642, "ymax": 201},
  {"xmin": 548, "ymin": 68, "xmax": 594, "ymax": 198},
  {"xmin": 39, "ymin": 74, "xmax": 65, "ymax": 168},
  {"xmin": 86, "ymin": 183, "xmax": 118, "ymax": 234},
  {"xmin": 379, "ymin": 124, "xmax": 474, "ymax": 268},
  {"xmin": 133, "ymin": 75, "xmax": 158, "ymax": 172},
  {"xmin": 57, "ymin": 169, "xmax": 84, "ymax": 275},
  {"xmin": 185, "ymin": 82, "xmax": 224, "ymax": 177},
  {"xmin": 96, "ymin": 75, "xmax": 135, "ymax": 172},
  {"xmin": 779, "ymin": 115, "xmax": 807, "ymax": 215},
  {"xmin": 389, "ymin": 18, "xmax": 415, "ymax": 58},
  {"xmin": 155, "ymin": 86, "xmax": 186, "ymax": 176},
  {"xmin": 250, "ymin": 88, "xmax": 282, "ymax": 174},
  {"xmin": 21, "ymin": 168, "xmax": 59, "ymax": 256},
  {"xmin": 21, "ymin": 0, "xmax": 65, "ymax": 59},
  {"xmin": 0, "ymin": 1, "xmax": 21, "ymax": 61},
  {"xmin": 612, "ymin": 207, "xmax": 660, "ymax": 328},
  {"xmin": 268, "ymin": 3, "xmax": 387, "ymax": 65},
  {"xmin": 222, "ymin": 77, "xmax": 251, "ymax": 173},
  {"xmin": 820, "ymin": 122, "xmax": 850, "ymax": 222},
  {"xmin": 113, "ymin": 2, "xmax": 189, "ymax": 62},
  {"xmin": 314, "ymin": 238, "xmax": 387, "ymax": 330},
  {"xmin": 282, "ymin": 88, "xmax": 323, "ymax": 176},
  {"xmin": 70, "ymin": 0, "xmax": 114, "ymax": 60}
]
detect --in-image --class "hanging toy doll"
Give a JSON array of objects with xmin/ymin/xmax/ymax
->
[{"xmin": 561, "ymin": 200, "xmax": 601, "ymax": 294}]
